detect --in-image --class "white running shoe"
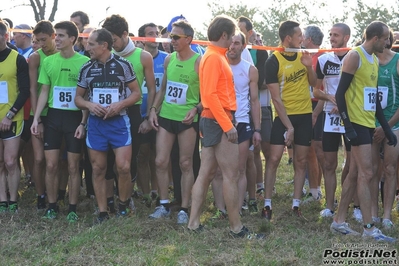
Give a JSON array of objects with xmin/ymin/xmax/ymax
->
[
  {"xmin": 362, "ymin": 227, "xmax": 396, "ymax": 243},
  {"xmin": 330, "ymin": 221, "xmax": 360, "ymax": 236},
  {"xmin": 177, "ymin": 210, "xmax": 189, "ymax": 224},
  {"xmin": 320, "ymin": 208, "xmax": 334, "ymax": 218},
  {"xmin": 149, "ymin": 205, "xmax": 171, "ymax": 219}
]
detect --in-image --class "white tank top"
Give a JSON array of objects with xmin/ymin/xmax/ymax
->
[{"xmin": 230, "ymin": 59, "xmax": 251, "ymax": 123}]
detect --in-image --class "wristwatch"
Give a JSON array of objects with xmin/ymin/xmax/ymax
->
[{"xmin": 6, "ymin": 111, "xmax": 14, "ymax": 120}]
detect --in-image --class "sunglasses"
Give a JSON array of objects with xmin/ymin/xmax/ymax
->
[{"xmin": 170, "ymin": 34, "xmax": 188, "ymax": 40}]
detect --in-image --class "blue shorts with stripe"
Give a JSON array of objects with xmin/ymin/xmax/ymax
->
[{"xmin": 86, "ymin": 114, "xmax": 131, "ymax": 151}]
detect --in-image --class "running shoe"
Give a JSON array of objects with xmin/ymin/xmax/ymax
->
[
  {"xmin": 8, "ymin": 203, "xmax": 18, "ymax": 213},
  {"xmin": 177, "ymin": 210, "xmax": 189, "ymax": 224},
  {"xmin": 372, "ymin": 217, "xmax": 381, "ymax": 224},
  {"xmin": 230, "ymin": 226, "xmax": 266, "ymax": 239},
  {"xmin": 42, "ymin": 208, "xmax": 58, "ymax": 219},
  {"xmin": 188, "ymin": 224, "xmax": 204, "ymax": 233},
  {"xmin": 241, "ymin": 199, "xmax": 248, "ymax": 210},
  {"xmin": 116, "ymin": 208, "xmax": 130, "ymax": 217},
  {"xmin": 320, "ymin": 208, "xmax": 334, "ymax": 218},
  {"xmin": 66, "ymin": 211, "xmax": 79, "ymax": 223},
  {"xmin": 0, "ymin": 203, "xmax": 8, "ymax": 213},
  {"xmin": 382, "ymin": 219, "xmax": 394, "ymax": 229},
  {"xmin": 362, "ymin": 227, "xmax": 396, "ymax": 243},
  {"xmin": 148, "ymin": 205, "xmax": 170, "ymax": 219},
  {"xmin": 330, "ymin": 221, "xmax": 360, "ymax": 235},
  {"xmin": 93, "ymin": 215, "xmax": 109, "ymax": 225},
  {"xmin": 302, "ymin": 193, "xmax": 321, "ymax": 204},
  {"xmin": 261, "ymin": 206, "xmax": 272, "ymax": 220}
]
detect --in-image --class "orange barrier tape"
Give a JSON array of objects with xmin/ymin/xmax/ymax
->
[{"xmin": 10, "ymin": 28, "xmax": 399, "ymax": 52}]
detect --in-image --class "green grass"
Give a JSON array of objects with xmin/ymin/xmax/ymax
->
[{"xmin": 1, "ymin": 148, "xmax": 398, "ymax": 265}]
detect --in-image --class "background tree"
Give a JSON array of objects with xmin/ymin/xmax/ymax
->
[
  {"xmin": 1, "ymin": 0, "xmax": 59, "ymax": 22},
  {"xmin": 351, "ymin": 0, "xmax": 399, "ymax": 42}
]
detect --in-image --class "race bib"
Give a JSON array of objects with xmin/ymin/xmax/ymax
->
[
  {"xmin": 323, "ymin": 112, "xmax": 345, "ymax": 133},
  {"xmin": 92, "ymin": 88, "xmax": 119, "ymax": 107},
  {"xmin": 0, "ymin": 82, "xmax": 8, "ymax": 104},
  {"xmin": 363, "ymin": 87, "xmax": 377, "ymax": 111},
  {"xmin": 53, "ymin": 86, "xmax": 77, "ymax": 110},
  {"xmin": 378, "ymin": 86, "xmax": 388, "ymax": 109},
  {"xmin": 141, "ymin": 73, "xmax": 164, "ymax": 94},
  {"xmin": 165, "ymin": 80, "xmax": 188, "ymax": 105}
]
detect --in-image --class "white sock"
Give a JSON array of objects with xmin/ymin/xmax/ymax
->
[
  {"xmin": 257, "ymin": 183, "xmax": 264, "ymax": 190},
  {"xmin": 160, "ymin": 199, "xmax": 170, "ymax": 205},
  {"xmin": 264, "ymin": 199, "xmax": 272, "ymax": 209},
  {"xmin": 293, "ymin": 199, "xmax": 301, "ymax": 208}
]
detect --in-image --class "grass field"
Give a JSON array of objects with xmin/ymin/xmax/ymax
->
[{"xmin": 1, "ymin": 149, "xmax": 398, "ymax": 265}]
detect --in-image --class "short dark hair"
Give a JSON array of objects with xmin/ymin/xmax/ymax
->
[
  {"xmin": 207, "ymin": 15, "xmax": 236, "ymax": 42},
  {"xmin": 279, "ymin": 20, "xmax": 300, "ymax": 42},
  {"xmin": 33, "ymin": 20, "xmax": 55, "ymax": 36},
  {"xmin": 2, "ymin": 18, "xmax": 13, "ymax": 29},
  {"xmin": 54, "ymin": 21, "xmax": 79, "ymax": 45},
  {"xmin": 70, "ymin": 11, "xmax": 90, "ymax": 27},
  {"xmin": 92, "ymin": 28, "xmax": 113, "ymax": 51},
  {"xmin": 172, "ymin": 20, "xmax": 194, "ymax": 37},
  {"xmin": 237, "ymin": 16, "xmax": 253, "ymax": 31},
  {"xmin": 332, "ymin": 23, "xmax": 351, "ymax": 37},
  {"xmin": 364, "ymin": 21, "xmax": 388, "ymax": 41},
  {"xmin": 138, "ymin": 22, "xmax": 157, "ymax": 37},
  {"xmin": 0, "ymin": 21, "xmax": 8, "ymax": 36},
  {"xmin": 102, "ymin": 14, "xmax": 128, "ymax": 38}
]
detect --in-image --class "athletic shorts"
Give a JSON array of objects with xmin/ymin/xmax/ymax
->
[
  {"xmin": 158, "ymin": 116, "xmax": 197, "ymax": 135},
  {"xmin": 86, "ymin": 114, "xmax": 131, "ymax": 152},
  {"xmin": 236, "ymin": 122, "xmax": 253, "ymax": 144},
  {"xmin": 351, "ymin": 123, "xmax": 374, "ymax": 146},
  {"xmin": 312, "ymin": 101, "xmax": 323, "ymax": 141},
  {"xmin": 323, "ymin": 131, "xmax": 351, "ymax": 152},
  {"xmin": 200, "ymin": 117, "xmax": 231, "ymax": 147},
  {"xmin": 140, "ymin": 127, "xmax": 156, "ymax": 144},
  {"xmin": 270, "ymin": 113, "xmax": 312, "ymax": 146},
  {"xmin": 44, "ymin": 108, "xmax": 83, "ymax": 153},
  {"xmin": 22, "ymin": 116, "xmax": 47, "ymax": 142},
  {"xmin": 261, "ymin": 106, "xmax": 272, "ymax": 142},
  {"xmin": 0, "ymin": 120, "xmax": 23, "ymax": 140}
]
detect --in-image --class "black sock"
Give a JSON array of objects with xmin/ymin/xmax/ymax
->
[
  {"xmin": 162, "ymin": 203, "xmax": 170, "ymax": 211},
  {"xmin": 354, "ymin": 205, "xmax": 360, "ymax": 209},
  {"xmin": 49, "ymin": 202, "xmax": 57, "ymax": 210},
  {"xmin": 119, "ymin": 201, "xmax": 127, "ymax": 212},
  {"xmin": 179, "ymin": 207, "xmax": 188, "ymax": 213},
  {"xmin": 0, "ymin": 201, "xmax": 8, "ymax": 207},
  {"xmin": 57, "ymin": 189, "xmax": 66, "ymax": 201},
  {"xmin": 99, "ymin": 212, "xmax": 109, "ymax": 218},
  {"xmin": 9, "ymin": 201, "xmax": 17, "ymax": 205},
  {"xmin": 68, "ymin": 204, "xmax": 77, "ymax": 213}
]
